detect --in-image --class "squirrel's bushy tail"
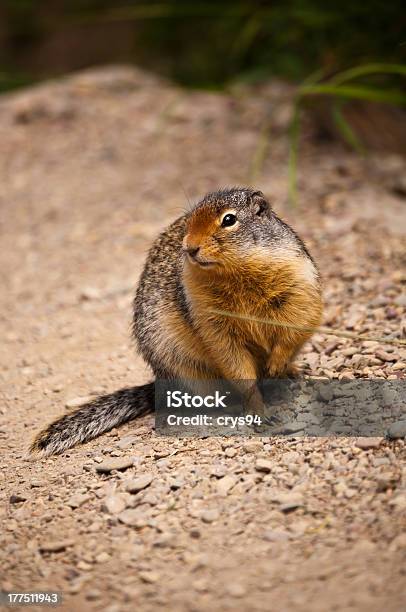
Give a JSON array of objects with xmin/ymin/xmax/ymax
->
[{"xmin": 30, "ymin": 383, "xmax": 154, "ymax": 457}]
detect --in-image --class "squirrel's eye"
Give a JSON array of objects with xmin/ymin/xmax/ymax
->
[{"xmin": 221, "ymin": 213, "xmax": 237, "ymax": 228}]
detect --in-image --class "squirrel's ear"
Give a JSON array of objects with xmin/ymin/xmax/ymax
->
[{"xmin": 251, "ymin": 191, "xmax": 271, "ymax": 216}]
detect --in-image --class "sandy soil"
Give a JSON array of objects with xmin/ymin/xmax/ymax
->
[{"xmin": 0, "ymin": 66, "xmax": 405, "ymax": 612}]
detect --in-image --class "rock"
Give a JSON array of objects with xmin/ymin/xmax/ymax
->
[
  {"xmin": 355, "ymin": 437, "xmax": 383, "ymax": 450},
  {"xmin": 103, "ymin": 494, "xmax": 127, "ymax": 514},
  {"xmin": 324, "ymin": 340, "xmax": 340, "ymax": 356},
  {"xmin": 142, "ymin": 492, "xmax": 159, "ymax": 506},
  {"xmin": 255, "ymin": 459, "xmax": 273, "ymax": 473},
  {"xmin": 77, "ymin": 561, "xmax": 92, "ymax": 571},
  {"xmin": 154, "ymin": 450, "xmax": 170, "ymax": 459},
  {"xmin": 273, "ymin": 493, "xmax": 304, "ymax": 512},
  {"xmin": 389, "ymin": 533, "xmax": 406, "ymax": 551},
  {"xmin": 201, "ymin": 509, "xmax": 220, "ymax": 523},
  {"xmin": 373, "ymin": 457, "xmax": 390, "ymax": 467},
  {"xmin": 95, "ymin": 552, "xmax": 111, "ymax": 563},
  {"xmin": 277, "ymin": 422, "xmax": 305, "ymax": 435},
  {"xmin": 376, "ymin": 473, "xmax": 398, "ymax": 492},
  {"xmin": 65, "ymin": 396, "xmax": 93, "ymax": 409},
  {"xmin": 39, "ymin": 539, "xmax": 75, "ymax": 553},
  {"xmin": 389, "ymin": 494, "xmax": 406, "ymax": 510},
  {"xmin": 125, "ymin": 474, "xmax": 153, "ymax": 493},
  {"xmin": 216, "ymin": 475, "xmax": 237, "ymax": 496},
  {"xmin": 117, "ymin": 509, "xmax": 145, "ymax": 527},
  {"xmin": 317, "ymin": 385, "xmax": 334, "ymax": 402},
  {"xmin": 9, "ymin": 494, "xmax": 27, "ymax": 504},
  {"xmin": 169, "ymin": 478, "xmax": 184, "ymax": 490},
  {"xmin": 153, "ymin": 534, "xmax": 175, "ymax": 548},
  {"xmin": 139, "ymin": 571, "xmax": 160, "ymax": 584},
  {"xmin": 342, "ymin": 347, "xmax": 357, "ymax": 357},
  {"xmin": 193, "ymin": 578, "xmax": 209, "ymax": 593},
  {"xmin": 30, "ymin": 480, "xmax": 46, "ymax": 488},
  {"xmin": 384, "ymin": 307, "xmax": 398, "ymax": 320},
  {"xmin": 86, "ymin": 590, "xmax": 101, "ymax": 601},
  {"xmin": 243, "ymin": 441, "xmax": 263, "ymax": 453},
  {"xmin": 96, "ymin": 458, "xmax": 134, "ymax": 473},
  {"xmin": 80, "ymin": 287, "xmax": 102, "ymax": 301},
  {"xmin": 375, "ymin": 350, "xmax": 397, "ymax": 362},
  {"xmin": 117, "ymin": 435, "xmax": 138, "ymax": 449},
  {"xmin": 88, "ymin": 521, "xmax": 102, "ymax": 533},
  {"xmin": 282, "ymin": 451, "xmax": 300, "ymax": 464},
  {"xmin": 263, "ymin": 529, "xmax": 291, "ymax": 542},
  {"xmin": 226, "ymin": 583, "xmax": 247, "ymax": 597},
  {"xmin": 224, "ymin": 447, "xmax": 236, "ymax": 458},
  {"xmin": 210, "ymin": 465, "xmax": 227, "ymax": 478},
  {"xmin": 387, "ymin": 420, "xmax": 406, "ymax": 439},
  {"xmin": 67, "ymin": 494, "xmax": 91, "ymax": 509}
]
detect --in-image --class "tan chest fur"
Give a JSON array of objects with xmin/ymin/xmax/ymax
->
[{"xmin": 183, "ymin": 254, "xmax": 322, "ymax": 356}]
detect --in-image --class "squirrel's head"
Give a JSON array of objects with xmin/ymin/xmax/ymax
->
[{"xmin": 183, "ymin": 187, "xmax": 275, "ymax": 272}]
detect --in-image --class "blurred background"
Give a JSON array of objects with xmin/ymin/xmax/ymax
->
[
  {"xmin": 1, "ymin": 0, "xmax": 405, "ymax": 185},
  {"xmin": 0, "ymin": 0, "xmax": 404, "ymax": 89}
]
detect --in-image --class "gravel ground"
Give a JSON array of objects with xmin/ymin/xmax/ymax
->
[{"xmin": 0, "ymin": 66, "xmax": 405, "ymax": 612}]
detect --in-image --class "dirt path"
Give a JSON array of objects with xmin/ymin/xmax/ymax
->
[{"xmin": 0, "ymin": 66, "xmax": 405, "ymax": 612}]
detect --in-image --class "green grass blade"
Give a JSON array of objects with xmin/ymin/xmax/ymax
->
[
  {"xmin": 331, "ymin": 102, "xmax": 366, "ymax": 155},
  {"xmin": 329, "ymin": 63, "xmax": 406, "ymax": 86},
  {"xmin": 299, "ymin": 84, "xmax": 406, "ymax": 105}
]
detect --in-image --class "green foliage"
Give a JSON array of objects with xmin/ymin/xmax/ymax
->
[
  {"xmin": 0, "ymin": 1, "xmax": 404, "ymax": 89},
  {"xmin": 287, "ymin": 63, "xmax": 406, "ymax": 205}
]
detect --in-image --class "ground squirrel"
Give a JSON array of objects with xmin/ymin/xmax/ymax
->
[{"xmin": 31, "ymin": 187, "xmax": 322, "ymax": 456}]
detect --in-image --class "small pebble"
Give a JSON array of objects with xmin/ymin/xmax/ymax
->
[
  {"xmin": 95, "ymin": 552, "xmax": 111, "ymax": 563},
  {"xmin": 30, "ymin": 480, "xmax": 46, "ymax": 488},
  {"xmin": 139, "ymin": 571, "xmax": 160, "ymax": 584},
  {"xmin": 216, "ymin": 475, "xmax": 237, "ymax": 496},
  {"xmin": 387, "ymin": 421, "xmax": 406, "ymax": 439},
  {"xmin": 96, "ymin": 458, "xmax": 134, "ymax": 473},
  {"xmin": 67, "ymin": 494, "xmax": 91, "ymax": 509},
  {"xmin": 273, "ymin": 493, "xmax": 304, "ymax": 513},
  {"xmin": 355, "ymin": 437, "xmax": 383, "ymax": 450},
  {"xmin": 9, "ymin": 494, "xmax": 27, "ymax": 504},
  {"xmin": 125, "ymin": 474, "xmax": 153, "ymax": 493},
  {"xmin": 65, "ymin": 396, "xmax": 93, "ymax": 409},
  {"xmin": 243, "ymin": 441, "xmax": 263, "ymax": 453},
  {"xmin": 255, "ymin": 459, "xmax": 273, "ymax": 473},
  {"xmin": 77, "ymin": 561, "xmax": 92, "ymax": 571},
  {"xmin": 117, "ymin": 509, "xmax": 145, "ymax": 527},
  {"xmin": 201, "ymin": 509, "xmax": 220, "ymax": 523},
  {"xmin": 103, "ymin": 494, "xmax": 127, "ymax": 514},
  {"xmin": 263, "ymin": 529, "xmax": 291, "ymax": 542},
  {"xmin": 39, "ymin": 539, "xmax": 75, "ymax": 553},
  {"xmin": 226, "ymin": 583, "xmax": 247, "ymax": 598}
]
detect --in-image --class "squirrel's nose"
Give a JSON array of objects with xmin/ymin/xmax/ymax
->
[{"xmin": 185, "ymin": 245, "xmax": 200, "ymax": 258}]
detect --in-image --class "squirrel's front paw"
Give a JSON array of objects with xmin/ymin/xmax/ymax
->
[
  {"xmin": 285, "ymin": 364, "xmax": 301, "ymax": 378},
  {"xmin": 268, "ymin": 362, "xmax": 301, "ymax": 379}
]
